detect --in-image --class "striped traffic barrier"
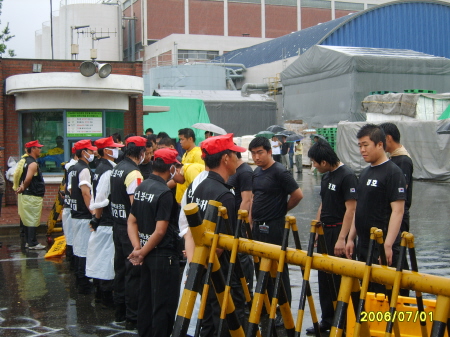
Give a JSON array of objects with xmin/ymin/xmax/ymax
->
[
  {"xmin": 266, "ymin": 217, "xmax": 295, "ymax": 337},
  {"xmin": 353, "ymin": 227, "xmax": 378, "ymax": 337},
  {"xmin": 295, "ymin": 220, "xmax": 319, "ymax": 336},
  {"xmin": 193, "ymin": 201, "xmax": 224, "ymax": 337},
  {"xmin": 247, "ymin": 257, "xmax": 277, "ymax": 337},
  {"xmin": 406, "ymin": 232, "xmax": 429, "ymax": 337},
  {"xmin": 218, "ymin": 207, "xmax": 245, "ymax": 336},
  {"xmin": 173, "ymin": 203, "xmax": 210, "ymax": 337},
  {"xmin": 288, "ymin": 216, "xmax": 320, "ymax": 337},
  {"xmin": 385, "ymin": 232, "xmax": 408, "ymax": 336},
  {"xmin": 431, "ymin": 295, "xmax": 450, "ymax": 337}
]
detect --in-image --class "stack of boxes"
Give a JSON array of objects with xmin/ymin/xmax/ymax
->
[{"xmin": 316, "ymin": 127, "xmax": 337, "ymax": 151}]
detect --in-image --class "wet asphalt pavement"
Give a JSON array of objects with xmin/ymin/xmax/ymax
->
[{"xmin": 0, "ymin": 171, "xmax": 449, "ymax": 336}]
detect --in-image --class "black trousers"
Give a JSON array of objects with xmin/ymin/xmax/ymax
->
[
  {"xmin": 357, "ymin": 240, "xmax": 409, "ymax": 296},
  {"xmin": 24, "ymin": 226, "xmax": 39, "ymax": 247},
  {"xmin": 317, "ymin": 225, "xmax": 342, "ymax": 325},
  {"xmin": 252, "ymin": 217, "xmax": 292, "ymax": 305},
  {"xmin": 113, "ymin": 222, "xmax": 141, "ymax": 322},
  {"xmin": 138, "ymin": 249, "xmax": 179, "ymax": 337}
]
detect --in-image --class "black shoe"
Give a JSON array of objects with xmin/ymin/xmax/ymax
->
[
  {"xmin": 125, "ymin": 320, "xmax": 137, "ymax": 331},
  {"xmin": 305, "ymin": 321, "xmax": 332, "ymax": 334}
]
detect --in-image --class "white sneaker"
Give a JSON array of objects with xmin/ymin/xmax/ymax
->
[
  {"xmin": 25, "ymin": 243, "xmax": 29, "ymax": 248},
  {"xmin": 28, "ymin": 243, "xmax": 46, "ymax": 250}
]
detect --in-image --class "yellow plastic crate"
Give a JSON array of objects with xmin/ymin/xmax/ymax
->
[{"xmin": 347, "ymin": 292, "xmax": 446, "ymax": 337}]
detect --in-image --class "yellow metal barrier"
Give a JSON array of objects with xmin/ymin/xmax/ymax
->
[{"xmin": 174, "ymin": 203, "xmax": 450, "ymax": 337}]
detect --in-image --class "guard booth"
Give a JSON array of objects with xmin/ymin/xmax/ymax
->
[{"xmin": 2, "ymin": 59, "xmax": 144, "ymax": 207}]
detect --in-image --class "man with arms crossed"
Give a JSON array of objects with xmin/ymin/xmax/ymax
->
[
  {"xmin": 305, "ymin": 140, "xmax": 358, "ymax": 334},
  {"xmin": 346, "ymin": 124, "xmax": 406, "ymax": 293}
]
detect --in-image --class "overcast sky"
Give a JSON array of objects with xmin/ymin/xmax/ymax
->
[{"xmin": 1, "ymin": 0, "xmax": 56, "ymax": 58}]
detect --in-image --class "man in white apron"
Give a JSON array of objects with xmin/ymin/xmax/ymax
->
[{"xmin": 86, "ymin": 137, "xmax": 124, "ymax": 308}]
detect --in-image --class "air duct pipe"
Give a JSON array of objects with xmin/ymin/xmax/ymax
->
[{"xmin": 241, "ymin": 83, "xmax": 269, "ymax": 97}]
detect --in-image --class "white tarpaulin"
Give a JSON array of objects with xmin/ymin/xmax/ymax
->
[
  {"xmin": 281, "ymin": 45, "xmax": 450, "ymax": 127},
  {"xmin": 336, "ymin": 120, "xmax": 450, "ymax": 182}
]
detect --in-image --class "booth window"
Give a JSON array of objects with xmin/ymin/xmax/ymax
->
[{"xmin": 21, "ymin": 111, "xmax": 64, "ymax": 173}]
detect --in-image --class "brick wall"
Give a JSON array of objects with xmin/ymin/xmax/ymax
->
[
  {"xmin": 0, "ymin": 58, "xmax": 143, "ymax": 206},
  {"xmin": 190, "ymin": 0, "xmax": 224, "ymax": 36},
  {"xmin": 228, "ymin": 2, "xmax": 261, "ymax": 37},
  {"xmin": 266, "ymin": 5, "xmax": 297, "ymax": 38},
  {"xmin": 148, "ymin": 0, "xmax": 185, "ymax": 40},
  {"xmin": 301, "ymin": 8, "xmax": 332, "ymax": 29}
]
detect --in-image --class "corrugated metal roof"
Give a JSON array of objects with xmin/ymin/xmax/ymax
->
[
  {"xmin": 219, "ymin": 1, "xmax": 450, "ymax": 68},
  {"xmin": 320, "ymin": 1, "xmax": 450, "ymax": 58},
  {"xmin": 219, "ymin": 15, "xmax": 351, "ymax": 68}
]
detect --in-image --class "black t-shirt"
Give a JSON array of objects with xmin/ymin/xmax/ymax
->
[
  {"xmin": 252, "ymin": 161, "xmax": 299, "ymax": 222},
  {"xmin": 355, "ymin": 160, "xmax": 406, "ymax": 247},
  {"xmin": 228, "ymin": 162, "xmax": 253, "ymax": 210},
  {"xmin": 320, "ymin": 164, "xmax": 358, "ymax": 224},
  {"xmin": 281, "ymin": 142, "xmax": 289, "ymax": 155},
  {"xmin": 390, "ymin": 155, "xmax": 413, "ymax": 210},
  {"xmin": 139, "ymin": 161, "xmax": 153, "ymax": 180},
  {"xmin": 130, "ymin": 174, "xmax": 179, "ymax": 250}
]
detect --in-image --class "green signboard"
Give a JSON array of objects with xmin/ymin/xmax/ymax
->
[{"xmin": 66, "ymin": 111, "xmax": 103, "ymax": 137}]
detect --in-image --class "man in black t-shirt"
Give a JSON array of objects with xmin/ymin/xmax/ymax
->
[
  {"xmin": 346, "ymin": 124, "xmax": 406, "ymax": 293},
  {"xmin": 305, "ymin": 141, "xmax": 358, "ymax": 334},
  {"xmin": 228, "ymin": 151, "xmax": 255, "ymax": 293},
  {"xmin": 128, "ymin": 148, "xmax": 180, "ymax": 337},
  {"xmin": 248, "ymin": 137, "xmax": 303, "ymax": 324},
  {"xmin": 185, "ymin": 133, "xmax": 247, "ymax": 337},
  {"xmin": 280, "ymin": 135, "xmax": 290, "ymax": 169},
  {"xmin": 379, "ymin": 122, "xmax": 413, "ymax": 232}
]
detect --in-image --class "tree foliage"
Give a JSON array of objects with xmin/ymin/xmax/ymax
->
[{"xmin": 0, "ymin": 0, "xmax": 15, "ymax": 57}]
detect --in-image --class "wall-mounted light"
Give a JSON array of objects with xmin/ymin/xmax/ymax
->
[{"xmin": 79, "ymin": 61, "xmax": 112, "ymax": 78}]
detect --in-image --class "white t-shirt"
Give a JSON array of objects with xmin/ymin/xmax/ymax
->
[{"xmin": 271, "ymin": 140, "xmax": 281, "ymax": 155}]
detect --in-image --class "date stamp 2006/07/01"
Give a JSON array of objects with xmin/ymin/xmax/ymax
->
[{"xmin": 360, "ymin": 311, "xmax": 433, "ymax": 323}]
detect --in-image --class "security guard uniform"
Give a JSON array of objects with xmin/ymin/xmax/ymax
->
[
  {"xmin": 62, "ymin": 159, "xmax": 77, "ymax": 267},
  {"xmin": 130, "ymin": 173, "xmax": 180, "ymax": 337},
  {"xmin": 110, "ymin": 156, "xmax": 142, "ymax": 323},
  {"xmin": 69, "ymin": 160, "xmax": 93, "ymax": 292},
  {"xmin": 186, "ymin": 171, "xmax": 245, "ymax": 337},
  {"xmin": 86, "ymin": 158, "xmax": 115, "ymax": 306}
]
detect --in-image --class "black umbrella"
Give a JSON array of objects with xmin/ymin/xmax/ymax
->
[
  {"xmin": 286, "ymin": 134, "xmax": 304, "ymax": 142},
  {"xmin": 266, "ymin": 125, "xmax": 286, "ymax": 133}
]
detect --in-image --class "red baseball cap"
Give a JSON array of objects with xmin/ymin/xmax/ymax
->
[
  {"xmin": 154, "ymin": 148, "xmax": 181, "ymax": 164},
  {"xmin": 25, "ymin": 140, "xmax": 44, "ymax": 148},
  {"xmin": 201, "ymin": 133, "xmax": 246, "ymax": 157},
  {"xmin": 125, "ymin": 136, "xmax": 147, "ymax": 147},
  {"xmin": 95, "ymin": 136, "xmax": 124, "ymax": 149},
  {"xmin": 71, "ymin": 146, "xmax": 76, "ymax": 154},
  {"xmin": 73, "ymin": 139, "xmax": 97, "ymax": 151}
]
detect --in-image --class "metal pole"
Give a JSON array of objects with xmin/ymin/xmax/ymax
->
[{"xmin": 50, "ymin": 0, "xmax": 54, "ymax": 59}]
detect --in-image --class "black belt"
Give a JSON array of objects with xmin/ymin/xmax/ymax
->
[{"xmin": 322, "ymin": 222, "xmax": 342, "ymax": 228}]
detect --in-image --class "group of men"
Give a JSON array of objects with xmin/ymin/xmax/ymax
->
[
  {"xmin": 305, "ymin": 122, "xmax": 413, "ymax": 333},
  {"xmin": 270, "ymin": 135, "xmax": 303, "ymax": 173},
  {"xmin": 15, "ymin": 121, "xmax": 413, "ymax": 336}
]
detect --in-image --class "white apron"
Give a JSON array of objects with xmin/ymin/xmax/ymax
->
[
  {"xmin": 61, "ymin": 208, "xmax": 74, "ymax": 245},
  {"xmin": 72, "ymin": 218, "xmax": 91, "ymax": 257},
  {"xmin": 85, "ymin": 226, "xmax": 115, "ymax": 280}
]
